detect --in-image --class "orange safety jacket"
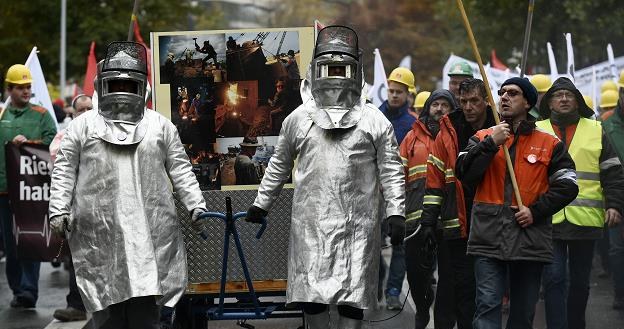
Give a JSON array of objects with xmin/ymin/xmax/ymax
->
[
  {"xmin": 471, "ymin": 127, "xmax": 554, "ymax": 206},
  {"xmin": 422, "ymin": 115, "xmax": 467, "ymax": 239},
  {"xmin": 456, "ymin": 121, "xmax": 578, "ymax": 261},
  {"xmin": 399, "ymin": 120, "xmax": 435, "ymax": 233}
]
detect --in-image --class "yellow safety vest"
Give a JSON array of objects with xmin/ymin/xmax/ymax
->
[{"xmin": 536, "ymin": 118, "xmax": 605, "ymax": 227}]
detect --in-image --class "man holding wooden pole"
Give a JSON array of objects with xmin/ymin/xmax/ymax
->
[{"xmin": 455, "ymin": 78, "xmax": 578, "ymax": 328}]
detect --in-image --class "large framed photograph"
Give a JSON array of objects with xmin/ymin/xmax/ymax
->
[{"xmin": 152, "ymin": 27, "xmax": 313, "ymax": 190}]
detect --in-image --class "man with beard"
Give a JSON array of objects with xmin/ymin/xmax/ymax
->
[{"xmin": 399, "ymin": 88, "xmax": 455, "ymax": 328}]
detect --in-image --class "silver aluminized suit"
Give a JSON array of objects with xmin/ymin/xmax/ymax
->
[
  {"xmin": 253, "ymin": 74, "xmax": 406, "ymax": 309},
  {"xmin": 48, "ymin": 109, "xmax": 205, "ymax": 312}
]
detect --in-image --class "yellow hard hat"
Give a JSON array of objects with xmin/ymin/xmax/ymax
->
[
  {"xmin": 388, "ymin": 67, "xmax": 415, "ymax": 91},
  {"xmin": 415, "ymin": 91, "xmax": 431, "ymax": 108},
  {"xmin": 529, "ymin": 74, "xmax": 552, "ymax": 93},
  {"xmin": 582, "ymin": 95, "xmax": 593, "ymax": 110},
  {"xmin": 601, "ymin": 80, "xmax": 618, "ymax": 93},
  {"xmin": 5, "ymin": 64, "xmax": 33, "ymax": 85},
  {"xmin": 619, "ymin": 70, "xmax": 624, "ymax": 89},
  {"xmin": 408, "ymin": 86, "xmax": 417, "ymax": 97},
  {"xmin": 600, "ymin": 89, "xmax": 619, "ymax": 108}
]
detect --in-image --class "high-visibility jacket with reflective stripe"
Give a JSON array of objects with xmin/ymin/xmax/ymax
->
[
  {"xmin": 604, "ymin": 109, "xmax": 624, "ymax": 163},
  {"xmin": 423, "ymin": 115, "xmax": 467, "ymax": 239},
  {"xmin": 536, "ymin": 118, "xmax": 605, "ymax": 227},
  {"xmin": 399, "ymin": 120, "xmax": 435, "ymax": 233}
]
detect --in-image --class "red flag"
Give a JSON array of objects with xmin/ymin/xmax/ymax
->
[
  {"xmin": 82, "ymin": 41, "xmax": 97, "ymax": 97},
  {"xmin": 491, "ymin": 49, "xmax": 508, "ymax": 70},
  {"xmin": 315, "ymin": 20, "xmax": 325, "ymax": 31},
  {"xmin": 132, "ymin": 14, "xmax": 152, "ymax": 108}
]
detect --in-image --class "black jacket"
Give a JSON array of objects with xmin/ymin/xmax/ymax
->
[{"xmin": 456, "ymin": 119, "xmax": 578, "ymax": 262}]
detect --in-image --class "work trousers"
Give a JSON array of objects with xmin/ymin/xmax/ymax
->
[
  {"xmin": 434, "ymin": 238, "xmax": 475, "ymax": 329},
  {"xmin": 473, "ymin": 257, "xmax": 543, "ymax": 329},
  {"xmin": 405, "ymin": 234, "xmax": 435, "ymax": 328},
  {"xmin": 542, "ymin": 239, "xmax": 596, "ymax": 329},
  {"xmin": 0, "ymin": 196, "xmax": 40, "ymax": 302}
]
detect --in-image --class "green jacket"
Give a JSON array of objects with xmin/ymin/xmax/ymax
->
[
  {"xmin": 0, "ymin": 102, "xmax": 57, "ymax": 192},
  {"xmin": 604, "ymin": 107, "xmax": 624, "ymax": 163}
]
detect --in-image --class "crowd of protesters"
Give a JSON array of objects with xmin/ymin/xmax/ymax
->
[{"xmin": 1, "ymin": 26, "xmax": 624, "ymax": 329}]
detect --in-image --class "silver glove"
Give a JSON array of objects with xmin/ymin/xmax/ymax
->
[
  {"xmin": 191, "ymin": 208, "xmax": 207, "ymax": 233},
  {"xmin": 50, "ymin": 214, "xmax": 70, "ymax": 238}
]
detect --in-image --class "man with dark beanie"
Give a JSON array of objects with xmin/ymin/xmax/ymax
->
[
  {"xmin": 456, "ymin": 77, "xmax": 578, "ymax": 328},
  {"xmin": 537, "ymin": 77, "xmax": 624, "ymax": 329}
]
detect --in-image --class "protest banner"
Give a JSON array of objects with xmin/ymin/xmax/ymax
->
[{"xmin": 5, "ymin": 143, "xmax": 65, "ymax": 261}]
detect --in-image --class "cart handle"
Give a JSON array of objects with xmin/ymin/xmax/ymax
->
[{"xmin": 197, "ymin": 211, "xmax": 267, "ymax": 240}]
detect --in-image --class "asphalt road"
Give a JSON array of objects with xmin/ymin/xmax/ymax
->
[{"xmin": 1, "ymin": 248, "xmax": 623, "ymax": 329}]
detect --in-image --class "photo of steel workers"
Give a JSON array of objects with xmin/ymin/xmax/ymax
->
[
  {"xmin": 160, "ymin": 30, "xmax": 304, "ymax": 189},
  {"xmin": 224, "ymin": 30, "xmax": 303, "ymax": 136},
  {"xmin": 158, "ymin": 34, "xmax": 227, "ymax": 84},
  {"xmin": 214, "ymin": 136, "xmax": 287, "ymax": 187},
  {"xmin": 168, "ymin": 78, "xmax": 221, "ymax": 190}
]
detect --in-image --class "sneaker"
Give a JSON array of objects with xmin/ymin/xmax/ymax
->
[
  {"xmin": 386, "ymin": 294, "xmax": 402, "ymax": 310},
  {"xmin": 613, "ymin": 297, "xmax": 624, "ymax": 310},
  {"xmin": 10, "ymin": 295, "xmax": 36, "ymax": 308},
  {"xmin": 53, "ymin": 307, "xmax": 87, "ymax": 322}
]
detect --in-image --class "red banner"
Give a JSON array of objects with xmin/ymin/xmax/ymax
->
[{"xmin": 5, "ymin": 143, "xmax": 65, "ymax": 261}]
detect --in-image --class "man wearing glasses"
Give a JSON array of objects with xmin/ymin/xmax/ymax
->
[
  {"xmin": 537, "ymin": 77, "xmax": 624, "ymax": 329},
  {"xmin": 456, "ymin": 77, "xmax": 578, "ymax": 328}
]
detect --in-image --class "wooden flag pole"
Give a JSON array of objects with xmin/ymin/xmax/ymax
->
[
  {"xmin": 520, "ymin": 0, "xmax": 536, "ymax": 77},
  {"xmin": 456, "ymin": 0, "xmax": 524, "ymax": 207},
  {"xmin": 127, "ymin": 0, "xmax": 140, "ymax": 41}
]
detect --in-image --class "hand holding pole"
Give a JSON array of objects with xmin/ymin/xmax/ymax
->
[{"xmin": 456, "ymin": 0, "xmax": 523, "ymax": 207}]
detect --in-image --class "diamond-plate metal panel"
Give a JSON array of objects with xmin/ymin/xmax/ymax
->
[{"xmin": 176, "ymin": 189, "xmax": 292, "ymax": 284}]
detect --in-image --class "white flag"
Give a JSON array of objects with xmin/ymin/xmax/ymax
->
[
  {"xmin": 547, "ymin": 42, "xmax": 558, "ymax": 82},
  {"xmin": 399, "ymin": 56, "xmax": 411, "ymax": 70},
  {"xmin": 591, "ymin": 65, "xmax": 597, "ymax": 115},
  {"xmin": 607, "ymin": 44, "xmax": 618, "ymax": 81},
  {"xmin": 367, "ymin": 48, "xmax": 388, "ymax": 107},
  {"xmin": 565, "ymin": 33, "xmax": 575, "ymax": 81}
]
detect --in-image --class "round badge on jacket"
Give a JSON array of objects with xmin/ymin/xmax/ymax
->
[{"xmin": 527, "ymin": 154, "xmax": 537, "ymax": 163}]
